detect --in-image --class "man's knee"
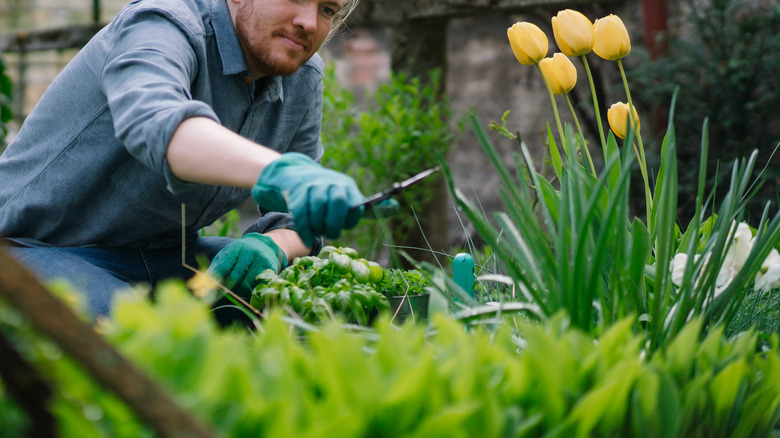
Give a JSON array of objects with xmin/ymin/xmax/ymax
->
[{"xmin": 6, "ymin": 246, "xmax": 134, "ymax": 318}]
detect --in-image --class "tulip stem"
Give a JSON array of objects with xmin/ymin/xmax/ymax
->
[
  {"xmin": 618, "ymin": 59, "xmax": 653, "ymax": 214},
  {"xmin": 580, "ymin": 55, "xmax": 607, "ymax": 160},
  {"xmin": 536, "ymin": 63, "xmax": 566, "ymax": 146},
  {"xmin": 564, "ymin": 94, "xmax": 596, "ymax": 176}
]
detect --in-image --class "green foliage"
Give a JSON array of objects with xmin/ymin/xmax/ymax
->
[
  {"xmin": 8, "ymin": 285, "xmax": 777, "ymax": 438},
  {"xmin": 320, "ymin": 65, "xmax": 454, "ymax": 261},
  {"xmin": 628, "ymin": 0, "xmax": 780, "ymax": 221},
  {"xmin": 377, "ymin": 268, "xmax": 432, "ymax": 297},
  {"xmin": 199, "ymin": 208, "xmax": 242, "ymax": 238},
  {"xmin": 0, "ymin": 295, "xmax": 150, "ymax": 437},
  {"xmin": 4, "ymin": 280, "xmax": 780, "ymax": 437},
  {"xmin": 250, "ymin": 246, "xmax": 390, "ymax": 325},
  {"xmin": 448, "ymin": 108, "xmax": 780, "ymax": 350},
  {"xmin": 0, "ymin": 55, "xmax": 13, "ymax": 146}
]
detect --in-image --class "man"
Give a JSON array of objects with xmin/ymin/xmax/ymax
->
[{"xmin": 0, "ymin": 0, "xmax": 366, "ymax": 321}]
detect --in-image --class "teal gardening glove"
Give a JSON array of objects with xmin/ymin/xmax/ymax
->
[
  {"xmin": 251, "ymin": 153, "xmax": 365, "ymax": 247},
  {"xmin": 208, "ymin": 233, "xmax": 287, "ymax": 296}
]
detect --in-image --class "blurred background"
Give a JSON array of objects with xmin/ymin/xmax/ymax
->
[{"xmin": 1, "ymin": 0, "xmax": 779, "ymax": 264}]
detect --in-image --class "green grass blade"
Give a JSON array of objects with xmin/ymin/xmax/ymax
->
[
  {"xmin": 548, "ymin": 122, "xmax": 563, "ymax": 180},
  {"xmin": 649, "ymin": 120, "xmax": 679, "ymax": 349}
]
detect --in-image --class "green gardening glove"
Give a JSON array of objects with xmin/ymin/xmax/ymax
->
[
  {"xmin": 207, "ymin": 233, "xmax": 287, "ymax": 297},
  {"xmin": 251, "ymin": 153, "xmax": 365, "ymax": 247}
]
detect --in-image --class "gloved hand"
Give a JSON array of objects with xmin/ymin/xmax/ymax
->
[
  {"xmin": 207, "ymin": 233, "xmax": 287, "ymax": 297},
  {"xmin": 251, "ymin": 153, "xmax": 365, "ymax": 247}
]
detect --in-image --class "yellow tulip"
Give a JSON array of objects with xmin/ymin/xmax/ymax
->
[
  {"xmin": 507, "ymin": 22, "xmax": 548, "ymax": 65},
  {"xmin": 593, "ymin": 15, "xmax": 631, "ymax": 60},
  {"xmin": 607, "ymin": 102, "xmax": 640, "ymax": 139},
  {"xmin": 539, "ymin": 53, "xmax": 577, "ymax": 95},
  {"xmin": 551, "ymin": 9, "xmax": 594, "ymax": 57}
]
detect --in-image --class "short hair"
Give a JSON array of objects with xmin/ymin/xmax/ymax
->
[{"xmin": 327, "ymin": 0, "xmax": 360, "ymax": 41}]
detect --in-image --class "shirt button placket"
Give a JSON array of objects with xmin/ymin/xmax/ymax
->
[{"xmin": 244, "ymin": 75, "xmax": 255, "ymax": 100}]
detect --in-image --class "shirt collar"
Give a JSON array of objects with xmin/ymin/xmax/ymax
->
[
  {"xmin": 211, "ymin": 0, "xmax": 284, "ymax": 102},
  {"xmin": 211, "ymin": 0, "xmax": 248, "ymax": 75}
]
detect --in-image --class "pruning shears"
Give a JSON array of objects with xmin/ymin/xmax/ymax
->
[{"xmin": 350, "ymin": 166, "xmax": 441, "ymax": 218}]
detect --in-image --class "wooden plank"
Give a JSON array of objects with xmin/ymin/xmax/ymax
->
[
  {"xmin": 348, "ymin": 0, "xmax": 602, "ymax": 25},
  {"xmin": 0, "ymin": 23, "xmax": 104, "ymax": 53}
]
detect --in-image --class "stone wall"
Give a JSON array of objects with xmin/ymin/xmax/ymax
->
[{"xmin": 320, "ymin": 1, "xmax": 654, "ymax": 246}]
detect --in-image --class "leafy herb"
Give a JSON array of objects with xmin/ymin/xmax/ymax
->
[
  {"xmin": 377, "ymin": 269, "xmax": 432, "ymax": 298},
  {"xmin": 250, "ymin": 246, "xmax": 389, "ymax": 325}
]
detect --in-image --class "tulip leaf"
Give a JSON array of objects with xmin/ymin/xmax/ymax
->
[
  {"xmin": 649, "ymin": 117, "xmax": 678, "ymax": 346},
  {"xmin": 535, "ymin": 174, "xmax": 560, "ymax": 225},
  {"xmin": 628, "ymin": 218, "xmax": 651, "ymax": 306},
  {"xmin": 547, "ymin": 122, "xmax": 563, "ymax": 179},
  {"xmin": 605, "ymin": 131, "xmax": 622, "ymax": 192}
]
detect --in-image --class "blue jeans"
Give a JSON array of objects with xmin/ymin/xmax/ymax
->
[{"xmin": 7, "ymin": 237, "xmax": 233, "ymax": 319}]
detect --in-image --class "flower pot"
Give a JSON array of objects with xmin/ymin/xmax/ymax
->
[{"xmin": 387, "ymin": 293, "xmax": 429, "ymax": 324}]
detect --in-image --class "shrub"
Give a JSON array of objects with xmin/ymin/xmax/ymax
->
[{"xmin": 628, "ymin": 0, "xmax": 780, "ymax": 221}]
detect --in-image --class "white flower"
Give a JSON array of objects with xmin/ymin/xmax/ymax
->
[
  {"xmin": 713, "ymin": 222, "xmax": 755, "ymax": 291},
  {"xmin": 731, "ymin": 222, "xmax": 754, "ymax": 271},
  {"xmin": 755, "ymin": 248, "xmax": 780, "ymax": 292},
  {"xmin": 670, "ymin": 253, "xmax": 689, "ymax": 287}
]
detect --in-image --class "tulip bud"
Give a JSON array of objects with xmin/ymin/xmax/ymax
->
[
  {"xmin": 593, "ymin": 15, "xmax": 631, "ymax": 60},
  {"xmin": 539, "ymin": 53, "xmax": 577, "ymax": 95},
  {"xmin": 551, "ymin": 9, "xmax": 594, "ymax": 57},
  {"xmin": 607, "ymin": 102, "xmax": 640, "ymax": 139},
  {"xmin": 507, "ymin": 22, "xmax": 548, "ymax": 66}
]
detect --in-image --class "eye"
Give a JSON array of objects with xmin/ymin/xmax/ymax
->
[{"xmin": 320, "ymin": 5, "xmax": 337, "ymax": 18}]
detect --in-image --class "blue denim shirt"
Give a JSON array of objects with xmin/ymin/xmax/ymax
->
[{"xmin": 0, "ymin": 0, "xmax": 324, "ymax": 249}]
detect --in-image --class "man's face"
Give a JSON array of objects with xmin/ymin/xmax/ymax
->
[{"xmin": 231, "ymin": 0, "xmax": 343, "ymax": 78}]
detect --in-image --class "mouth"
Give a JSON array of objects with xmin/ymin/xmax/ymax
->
[{"xmin": 278, "ymin": 32, "xmax": 309, "ymax": 52}]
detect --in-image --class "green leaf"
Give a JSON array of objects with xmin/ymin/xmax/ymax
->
[
  {"xmin": 1, "ymin": 104, "xmax": 12, "ymax": 123},
  {"xmin": 649, "ymin": 116, "xmax": 679, "ymax": 348},
  {"xmin": 535, "ymin": 175, "xmax": 560, "ymax": 224},
  {"xmin": 710, "ymin": 359, "xmax": 748, "ymax": 426},
  {"xmin": 0, "ymin": 72, "xmax": 12, "ymax": 97},
  {"xmin": 605, "ymin": 131, "xmax": 622, "ymax": 192},
  {"xmin": 628, "ymin": 219, "xmax": 652, "ymax": 310},
  {"xmin": 547, "ymin": 122, "xmax": 563, "ymax": 179},
  {"xmin": 664, "ymin": 318, "xmax": 703, "ymax": 378}
]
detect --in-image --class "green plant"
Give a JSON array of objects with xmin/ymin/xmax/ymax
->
[
  {"xmin": 320, "ymin": 65, "xmax": 454, "ymax": 262},
  {"xmin": 0, "ymin": 55, "xmax": 13, "ymax": 147},
  {"xmin": 249, "ymin": 246, "xmax": 389, "ymax": 325},
  {"xmin": 4, "ymin": 272, "xmax": 780, "ymax": 437},
  {"xmin": 13, "ymin": 283, "xmax": 778, "ymax": 438},
  {"xmin": 199, "ymin": 208, "xmax": 242, "ymax": 238},
  {"xmin": 377, "ymin": 268, "xmax": 432, "ymax": 297},
  {"xmin": 0, "ymin": 288, "xmax": 150, "ymax": 437},
  {"xmin": 454, "ymin": 104, "xmax": 780, "ymax": 349},
  {"xmin": 448, "ymin": 9, "xmax": 780, "ymax": 352}
]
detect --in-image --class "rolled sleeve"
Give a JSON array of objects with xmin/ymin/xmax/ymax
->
[{"xmin": 100, "ymin": 11, "xmax": 217, "ymax": 193}]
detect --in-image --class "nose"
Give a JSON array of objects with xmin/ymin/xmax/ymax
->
[{"xmin": 291, "ymin": 2, "xmax": 318, "ymax": 34}]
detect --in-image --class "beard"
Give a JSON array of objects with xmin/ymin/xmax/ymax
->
[{"xmin": 234, "ymin": 8, "xmax": 316, "ymax": 77}]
